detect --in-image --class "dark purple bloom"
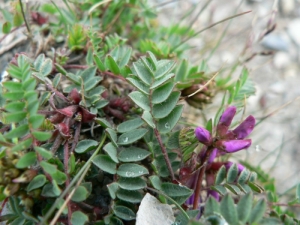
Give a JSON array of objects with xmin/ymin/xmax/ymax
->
[
  {"xmin": 207, "ymin": 190, "xmax": 220, "ymax": 201},
  {"xmin": 215, "ymin": 139, "xmax": 252, "ymax": 153},
  {"xmin": 224, "ymin": 161, "xmax": 245, "ymax": 173},
  {"xmin": 195, "ymin": 127, "xmax": 212, "ymax": 146},
  {"xmin": 217, "ymin": 106, "xmax": 236, "ymax": 136},
  {"xmin": 233, "ymin": 115, "xmax": 256, "ymax": 139}
]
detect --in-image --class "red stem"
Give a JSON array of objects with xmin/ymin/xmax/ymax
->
[
  {"xmin": 154, "ymin": 129, "xmax": 175, "ymax": 181},
  {"xmin": 193, "ymin": 147, "xmax": 213, "ymax": 209},
  {"xmin": 0, "ymin": 198, "xmax": 8, "ymax": 215},
  {"xmin": 64, "ymin": 141, "xmax": 72, "ymax": 225}
]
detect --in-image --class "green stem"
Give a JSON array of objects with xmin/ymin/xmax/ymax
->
[{"xmin": 40, "ymin": 134, "xmax": 107, "ymax": 224}]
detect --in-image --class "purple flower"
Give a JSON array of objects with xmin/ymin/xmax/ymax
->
[
  {"xmin": 207, "ymin": 190, "xmax": 220, "ymax": 201},
  {"xmin": 195, "ymin": 127, "xmax": 212, "ymax": 145},
  {"xmin": 224, "ymin": 161, "xmax": 245, "ymax": 173},
  {"xmin": 215, "ymin": 139, "xmax": 252, "ymax": 153},
  {"xmin": 217, "ymin": 106, "xmax": 236, "ymax": 137},
  {"xmin": 233, "ymin": 115, "xmax": 256, "ymax": 139}
]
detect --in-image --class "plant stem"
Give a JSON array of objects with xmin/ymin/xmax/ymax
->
[
  {"xmin": 270, "ymin": 202, "xmax": 300, "ymax": 208},
  {"xmin": 18, "ymin": 0, "xmax": 31, "ymax": 37},
  {"xmin": 171, "ymin": 10, "xmax": 251, "ymax": 52},
  {"xmin": 41, "ymin": 134, "xmax": 107, "ymax": 224},
  {"xmin": 154, "ymin": 128, "xmax": 175, "ymax": 181},
  {"xmin": 192, "ymin": 147, "xmax": 212, "ymax": 209},
  {"xmin": 64, "ymin": 141, "xmax": 72, "ymax": 225},
  {"xmin": 0, "ymin": 198, "xmax": 8, "ymax": 215}
]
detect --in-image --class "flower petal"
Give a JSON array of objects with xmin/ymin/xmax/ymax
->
[
  {"xmin": 195, "ymin": 127, "xmax": 212, "ymax": 145},
  {"xmin": 208, "ymin": 148, "xmax": 218, "ymax": 163},
  {"xmin": 207, "ymin": 190, "xmax": 220, "ymax": 201},
  {"xmin": 80, "ymin": 107, "xmax": 96, "ymax": 123},
  {"xmin": 217, "ymin": 106, "xmax": 236, "ymax": 136},
  {"xmin": 215, "ymin": 139, "xmax": 251, "ymax": 153},
  {"xmin": 233, "ymin": 115, "xmax": 255, "ymax": 139}
]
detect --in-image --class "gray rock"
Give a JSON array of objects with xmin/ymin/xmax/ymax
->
[
  {"xmin": 136, "ymin": 193, "xmax": 175, "ymax": 225},
  {"xmin": 261, "ymin": 34, "xmax": 289, "ymax": 51}
]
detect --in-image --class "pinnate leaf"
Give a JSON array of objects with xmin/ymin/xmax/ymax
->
[
  {"xmin": 71, "ymin": 211, "xmax": 89, "ymax": 225},
  {"xmin": 92, "ymin": 154, "xmax": 117, "ymax": 174},
  {"xmin": 157, "ymin": 105, "xmax": 183, "ymax": 133},
  {"xmin": 117, "ymin": 163, "xmax": 149, "ymax": 178},
  {"xmin": 16, "ymin": 152, "xmax": 37, "ymax": 168},
  {"xmin": 27, "ymin": 175, "xmax": 47, "ymax": 192},
  {"xmin": 152, "ymin": 92, "xmax": 180, "ymax": 119},
  {"xmin": 220, "ymin": 194, "xmax": 238, "ymax": 225},
  {"xmin": 117, "ymin": 128, "xmax": 148, "ymax": 145}
]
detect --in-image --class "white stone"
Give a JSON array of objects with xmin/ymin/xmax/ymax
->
[
  {"xmin": 136, "ymin": 193, "xmax": 175, "ymax": 225},
  {"xmin": 288, "ymin": 19, "xmax": 300, "ymax": 46},
  {"xmin": 273, "ymin": 52, "xmax": 291, "ymax": 69}
]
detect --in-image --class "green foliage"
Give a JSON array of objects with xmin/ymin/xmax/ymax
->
[
  {"xmin": 0, "ymin": 1, "xmax": 297, "ymax": 224},
  {"xmin": 201, "ymin": 194, "xmax": 269, "ymax": 225},
  {"xmin": 211, "ymin": 164, "xmax": 264, "ymax": 196}
]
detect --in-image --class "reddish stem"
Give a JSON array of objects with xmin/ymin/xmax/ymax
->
[
  {"xmin": 192, "ymin": 147, "xmax": 213, "ymax": 210},
  {"xmin": 0, "ymin": 198, "xmax": 8, "ymax": 215},
  {"xmin": 154, "ymin": 129, "xmax": 175, "ymax": 181},
  {"xmin": 64, "ymin": 141, "xmax": 72, "ymax": 225}
]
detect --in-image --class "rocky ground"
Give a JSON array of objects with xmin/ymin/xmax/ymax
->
[{"xmin": 1, "ymin": 0, "xmax": 300, "ymax": 194}]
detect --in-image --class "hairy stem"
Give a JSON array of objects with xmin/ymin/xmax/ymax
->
[
  {"xmin": 193, "ymin": 147, "xmax": 213, "ymax": 210},
  {"xmin": 154, "ymin": 128, "xmax": 175, "ymax": 181}
]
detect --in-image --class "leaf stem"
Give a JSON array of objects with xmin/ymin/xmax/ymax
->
[
  {"xmin": 192, "ymin": 147, "xmax": 212, "ymax": 210},
  {"xmin": 154, "ymin": 128, "xmax": 175, "ymax": 181}
]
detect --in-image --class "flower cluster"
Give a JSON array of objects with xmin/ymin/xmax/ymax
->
[{"xmin": 195, "ymin": 106, "xmax": 255, "ymax": 162}]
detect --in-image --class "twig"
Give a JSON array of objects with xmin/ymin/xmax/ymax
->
[
  {"xmin": 18, "ymin": 0, "xmax": 31, "ymax": 37},
  {"xmin": 171, "ymin": 10, "xmax": 252, "ymax": 52},
  {"xmin": 186, "ymin": 71, "xmax": 219, "ymax": 98}
]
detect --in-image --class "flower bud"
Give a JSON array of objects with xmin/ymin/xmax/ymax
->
[
  {"xmin": 208, "ymin": 148, "xmax": 218, "ymax": 163},
  {"xmin": 195, "ymin": 127, "xmax": 212, "ymax": 146},
  {"xmin": 217, "ymin": 106, "xmax": 236, "ymax": 137},
  {"xmin": 68, "ymin": 88, "xmax": 81, "ymax": 104},
  {"xmin": 233, "ymin": 115, "xmax": 255, "ymax": 139},
  {"xmin": 215, "ymin": 139, "xmax": 251, "ymax": 153}
]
